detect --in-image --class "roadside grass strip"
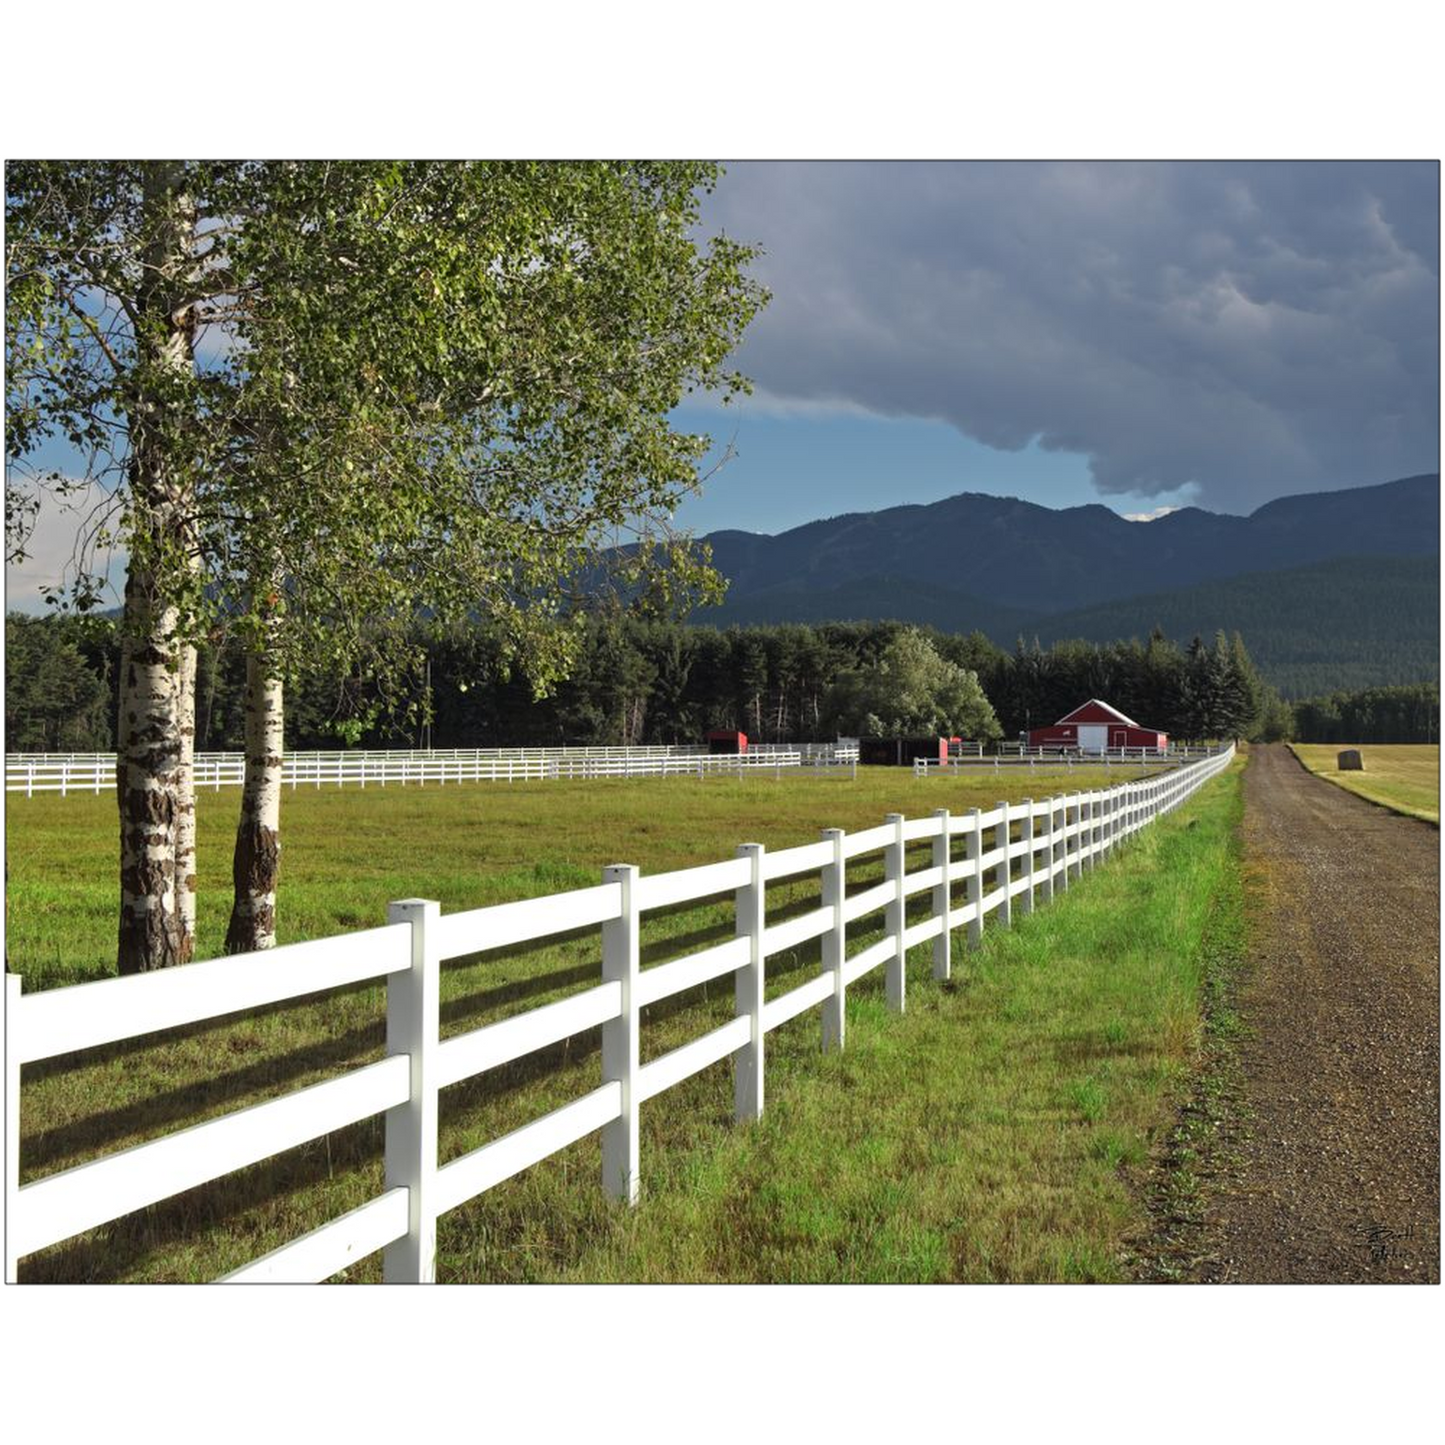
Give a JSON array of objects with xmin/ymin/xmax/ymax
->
[
  {"xmin": 525, "ymin": 764, "xmax": 1245, "ymax": 1283},
  {"xmin": 1288, "ymin": 743, "xmax": 1439, "ymax": 825}
]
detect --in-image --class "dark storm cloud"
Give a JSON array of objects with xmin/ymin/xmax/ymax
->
[{"xmin": 704, "ymin": 161, "xmax": 1439, "ymax": 510}]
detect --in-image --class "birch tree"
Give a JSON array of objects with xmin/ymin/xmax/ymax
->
[
  {"xmin": 7, "ymin": 161, "xmax": 765, "ymax": 966},
  {"xmin": 8, "ymin": 163, "xmax": 216, "ymax": 970},
  {"xmin": 219, "ymin": 162, "xmax": 764, "ymax": 951}
]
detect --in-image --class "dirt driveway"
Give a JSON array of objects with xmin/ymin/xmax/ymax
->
[{"xmin": 1199, "ymin": 743, "xmax": 1439, "ymax": 1282}]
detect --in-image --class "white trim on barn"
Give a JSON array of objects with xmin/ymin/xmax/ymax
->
[{"xmin": 1054, "ymin": 698, "xmax": 1143, "ymax": 728}]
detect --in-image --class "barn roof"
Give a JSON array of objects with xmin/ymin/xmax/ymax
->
[{"xmin": 1054, "ymin": 698, "xmax": 1144, "ymax": 728}]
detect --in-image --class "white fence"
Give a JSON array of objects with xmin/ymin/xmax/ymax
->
[
  {"xmin": 5, "ymin": 744, "xmax": 1234, "ymax": 1283},
  {"xmin": 5, "ymin": 743, "xmax": 860, "ymax": 796},
  {"xmin": 915, "ymin": 745, "xmax": 1222, "ymax": 777}
]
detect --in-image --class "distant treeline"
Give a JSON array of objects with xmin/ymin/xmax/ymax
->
[
  {"xmin": 9, "ymin": 612, "xmax": 1364, "ymax": 752},
  {"xmin": 1289, "ymin": 683, "xmax": 1439, "ymax": 744}
]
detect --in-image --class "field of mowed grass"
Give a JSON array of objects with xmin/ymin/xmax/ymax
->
[
  {"xmin": 6, "ymin": 758, "xmax": 1238, "ymax": 1282},
  {"xmin": 1288, "ymin": 743, "xmax": 1439, "ymax": 824}
]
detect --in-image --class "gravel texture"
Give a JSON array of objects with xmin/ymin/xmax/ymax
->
[{"xmin": 1198, "ymin": 744, "xmax": 1439, "ymax": 1282}]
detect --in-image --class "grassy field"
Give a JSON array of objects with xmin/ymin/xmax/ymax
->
[
  {"xmin": 7, "ymin": 758, "xmax": 1241, "ymax": 1282},
  {"xmin": 5, "ymin": 762, "xmax": 1161, "ymax": 990},
  {"xmin": 1288, "ymin": 743, "xmax": 1439, "ymax": 824}
]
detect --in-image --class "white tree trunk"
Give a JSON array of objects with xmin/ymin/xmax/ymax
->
[
  {"xmin": 226, "ymin": 640, "xmax": 284, "ymax": 953},
  {"xmin": 117, "ymin": 569, "xmax": 188, "ymax": 973},
  {"xmin": 116, "ymin": 162, "xmax": 198, "ymax": 975}
]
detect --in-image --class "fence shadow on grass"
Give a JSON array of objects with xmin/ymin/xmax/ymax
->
[
  {"xmin": 20, "ymin": 1016, "xmax": 389, "ymax": 1178},
  {"xmin": 21, "ymin": 1114, "xmax": 386, "ymax": 1284}
]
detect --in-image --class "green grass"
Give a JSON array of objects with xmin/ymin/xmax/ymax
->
[
  {"xmin": 4, "ymin": 763, "xmax": 1158, "ymax": 989},
  {"xmin": 7, "ymin": 759, "xmax": 1238, "ymax": 1283},
  {"xmin": 1126, "ymin": 805, "xmax": 1250, "ymax": 1281},
  {"xmin": 1288, "ymin": 743, "xmax": 1439, "ymax": 825},
  {"xmin": 530, "ymin": 764, "xmax": 1245, "ymax": 1283}
]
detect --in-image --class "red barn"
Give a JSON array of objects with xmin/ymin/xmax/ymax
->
[{"xmin": 1027, "ymin": 699, "xmax": 1167, "ymax": 753}]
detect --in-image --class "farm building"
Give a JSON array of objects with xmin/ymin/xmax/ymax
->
[
  {"xmin": 1027, "ymin": 699, "xmax": 1167, "ymax": 753},
  {"xmin": 857, "ymin": 736, "xmax": 953, "ymax": 766},
  {"xmin": 705, "ymin": 729, "xmax": 748, "ymax": 754}
]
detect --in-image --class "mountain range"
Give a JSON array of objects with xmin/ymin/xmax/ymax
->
[{"xmin": 691, "ymin": 474, "xmax": 1440, "ymax": 696}]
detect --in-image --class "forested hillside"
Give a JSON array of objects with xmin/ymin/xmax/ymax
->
[
  {"xmin": 1033, "ymin": 555, "xmax": 1439, "ymax": 697},
  {"xmin": 699, "ymin": 555, "xmax": 1438, "ymax": 696}
]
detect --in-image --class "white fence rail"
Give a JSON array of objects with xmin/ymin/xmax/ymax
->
[
  {"xmin": 5, "ymin": 745, "xmax": 1234, "ymax": 1283},
  {"xmin": 5, "ymin": 743, "xmax": 860, "ymax": 796},
  {"xmin": 915, "ymin": 745, "xmax": 1222, "ymax": 777}
]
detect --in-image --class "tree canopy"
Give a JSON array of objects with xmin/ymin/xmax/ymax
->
[
  {"xmin": 6, "ymin": 161, "xmax": 768, "ymax": 970},
  {"xmin": 7, "ymin": 161, "xmax": 767, "ymax": 690},
  {"xmin": 822, "ymin": 627, "xmax": 1002, "ymax": 739}
]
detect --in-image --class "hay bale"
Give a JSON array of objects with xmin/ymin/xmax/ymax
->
[{"xmin": 1338, "ymin": 749, "xmax": 1364, "ymax": 771}]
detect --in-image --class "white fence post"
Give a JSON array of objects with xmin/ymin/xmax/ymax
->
[
  {"xmin": 932, "ymin": 808, "xmax": 951, "ymax": 981},
  {"xmin": 820, "ymin": 827, "xmax": 847, "ymax": 1051},
  {"xmin": 965, "ymin": 806, "xmax": 984, "ymax": 951},
  {"xmin": 1020, "ymin": 799, "xmax": 1035, "ymax": 915},
  {"xmin": 885, "ymin": 813, "xmax": 906, "ymax": 1011},
  {"xmin": 734, "ymin": 842, "xmax": 766, "ymax": 1123},
  {"xmin": 1041, "ymin": 796, "xmax": 1056, "ymax": 904},
  {"xmin": 5, "ymin": 973, "xmax": 19, "ymax": 1283},
  {"xmin": 383, "ymin": 898, "xmax": 441, "ymax": 1283},
  {"xmin": 997, "ymin": 801, "xmax": 1013, "ymax": 930},
  {"xmin": 601, "ymin": 864, "xmax": 641, "ymax": 1204}
]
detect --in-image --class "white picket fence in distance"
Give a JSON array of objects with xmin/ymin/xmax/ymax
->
[
  {"xmin": 4, "ymin": 743, "xmax": 860, "ymax": 796},
  {"xmin": 5, "ymin": 745, "xmax": 1235, "ymax": 1284}
]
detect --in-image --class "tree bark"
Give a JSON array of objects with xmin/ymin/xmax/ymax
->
[
  {"xmin": 174, "ymin": 639, "xmax": 198, "ymax": 960},
  {"xmin": 117, "ymin": 566, "xmax": 188, "ymax": 973},
  {"xmin": 116, "ymin": 162, "xmax": 199, "ymax": 976},
  {"xmin": 225, "ymin": 637, "xmax": 284, "ymax": 954}
]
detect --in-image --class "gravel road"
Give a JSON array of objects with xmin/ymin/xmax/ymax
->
[{"xmin": 1199, "ymin": 744, "xmax": 1439, "ymax": 1282}]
